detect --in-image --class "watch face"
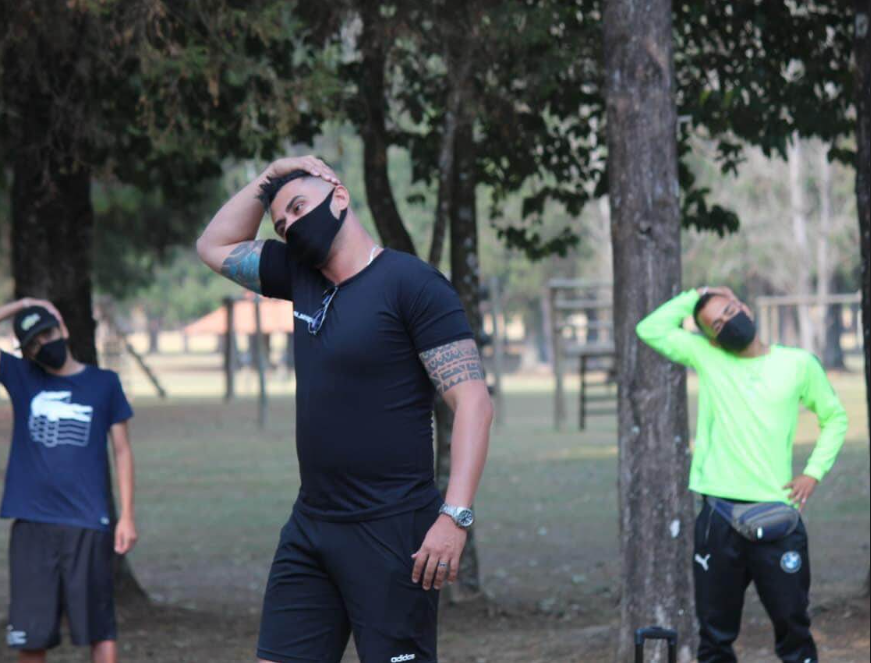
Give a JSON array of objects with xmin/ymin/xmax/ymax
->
[{"xmin": 458, "ymin": 509, "xmax": 475, "ymax": 528}]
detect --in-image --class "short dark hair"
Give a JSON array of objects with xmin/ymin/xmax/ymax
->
[
  {"xmin": 693, "ymin": 292, "xmax": 715, "ymax": 332},
  {"xmin": 256, "ymin": 170, "xmax": 313, "ymax": 210}
]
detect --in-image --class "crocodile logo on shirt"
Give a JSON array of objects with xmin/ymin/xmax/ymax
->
[{"xmin": 28, "ymin": 391, "xmax": 93, "ymax": 448}]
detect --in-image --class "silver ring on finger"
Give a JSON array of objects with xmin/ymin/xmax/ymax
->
[{"xmin": 437, "ymin": 561, "xmax": 448, "ymax": 568}]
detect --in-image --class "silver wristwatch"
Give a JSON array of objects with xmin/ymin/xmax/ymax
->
[{"xmin": 439, "ymin": 503, "xmax": 475, "ymax": 529}]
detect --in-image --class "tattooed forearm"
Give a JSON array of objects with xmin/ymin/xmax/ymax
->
[
  {"xmin": 420, "ymin": 338, "xmax": 485, "ymax": 396},
  {"xmin": 220, "ymin": 240, "xmax": 265, "ymax": 293}
]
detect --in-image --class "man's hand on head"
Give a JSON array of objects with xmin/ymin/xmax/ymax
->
[
  {"xmin": 784, "ymin": 475, "xmax": 818, "ymax": 512},
  {"xmin": 267, "ymin": 155, "xmax": 341, "ymax": 186}
]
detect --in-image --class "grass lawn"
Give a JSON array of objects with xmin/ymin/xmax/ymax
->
[{"xmin": 0, "ymin": 353, "xmax": 868, "ymax": 661}]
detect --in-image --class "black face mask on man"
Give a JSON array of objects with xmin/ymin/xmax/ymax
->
[
  {"xmin": 285, "ymin": 189, "xmax": 347, "ymax": 268},
  {"xmin": 717, "ymin": 311, "xmax": 756, "ymax": 353},
  {"xmin": 34, "ymin": 338, "xmax": 68, "ymax": 370}
]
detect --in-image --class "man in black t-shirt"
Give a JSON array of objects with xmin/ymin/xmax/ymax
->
[{"xmin": 197, "ymin": 155, "xmax": 493, "ymax": 663}]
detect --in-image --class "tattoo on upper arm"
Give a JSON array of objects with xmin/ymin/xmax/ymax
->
[
  {"xmin": 220, "ymin": 240, "xmax": 265, "ymax": 293},
  {"xmin": 419, "ymin": 338, "xmax": 485, "ymax": 396}
]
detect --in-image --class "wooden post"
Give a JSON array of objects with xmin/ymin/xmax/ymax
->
[
  {"xmin": 224, "ymin": 297, "xmax": 236, "ymax": 401},
  {"xmin": 758, "ymin": 301, "xmax": 769, "ymax": 345},
  {"xmin": 100, "ymin": 301, "xmax": 167, "ymax": 399},
  {"xmin": 768, "ymin": 303, "xmax": 777, "ymax": 346},
  {"xmin": 254, "ymin": 295, "xmax": 267, "ymax": 428},
  {"xmin": 489, "ymin": 277, "xmax": 505, "ymax": 429},
  {"xmin": 579, "ymin": 354, "xmax": 587, "ymax": 431},
  {"xmin": 550, "ymin": 284, "xmax": 564, "ymax": 430},
  {"xmin": 120, "ymin": 334, "xmax": 167, "ymax": 399},
  {"xmin": 285, "ymin": 332, "xmax": 294, "ymax": 369}
]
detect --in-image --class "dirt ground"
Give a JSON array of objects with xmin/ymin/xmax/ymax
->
[
  {"xmin": 0, "ymin": 358, "xmax": 868, "ymax": 662},
  {"xmin": 9, "ymin": 592, "xmax": 868, "ymax": 662}
]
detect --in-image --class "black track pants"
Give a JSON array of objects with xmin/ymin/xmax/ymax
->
[{"xmin": 694, "ymin": 499, "xmax": 817, "ymax": 663}]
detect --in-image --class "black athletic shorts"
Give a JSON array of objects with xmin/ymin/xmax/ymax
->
[
  {"xmin": 7, "ymin": 520, "xmax": 116, "ymax": 650},
  {"xmin": 257, "ymin": 498, "xmax": 442, "ymax": 663}
]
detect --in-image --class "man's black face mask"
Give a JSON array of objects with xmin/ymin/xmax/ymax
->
[
  {"xmin": 285, "ymin": 189, "xmax": 347, "ymax": 268},
  {"xmin": 717, "ymin": 311, "xmax": 756, "ymax": 353}
]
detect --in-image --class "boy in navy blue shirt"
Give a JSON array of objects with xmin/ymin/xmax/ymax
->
[{"xmin": 0, "ymin": 298, "xmax": 138, "ymax": 663}]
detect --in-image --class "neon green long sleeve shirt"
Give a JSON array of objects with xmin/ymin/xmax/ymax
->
[{"xmin": 636, "ymin": 289, "xmax": 848, "ymax": 503}]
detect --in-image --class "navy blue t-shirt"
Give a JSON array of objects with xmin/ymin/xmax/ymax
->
[
  {"xmin": 259, "ymin": 243, "xmax": 474, "ymax": 521},
  {"xmin": 0, "ymin": 352, "xmax": 133, "ymax": 531}
]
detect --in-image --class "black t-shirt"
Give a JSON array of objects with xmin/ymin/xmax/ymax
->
[{"xmin": 259, "ymin": 241, "xmax": 474, "ymax": 521}]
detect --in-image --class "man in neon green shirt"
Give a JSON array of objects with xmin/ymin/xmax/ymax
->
[{"xmin": 637, "ymin": 286, "xmax": 848, "ymax": 663}]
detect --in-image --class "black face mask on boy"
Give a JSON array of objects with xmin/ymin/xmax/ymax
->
[
  {"xmin": 285, "ymin": 189, "xmax": 347, "ymax": 269},
  {"xmin": 34, "ymin": 338, "xmax": 68, "ymax": 370}
]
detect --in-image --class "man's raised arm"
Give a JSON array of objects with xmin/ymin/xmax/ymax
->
[
  {"xmin": 196, "ymin": 156, "xmax": 339, "ymax": 292},
  {"xmin": 636, "ymin": 288, "xmax": 711, "ymax": 368}
]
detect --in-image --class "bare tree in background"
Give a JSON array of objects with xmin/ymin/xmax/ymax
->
[
  {"xmin": 816, "ymin": 143, "xmax": 848, "ymax": 369},
  {"xmin": 431, "ymin": 0, "xmax": 484, "ymax": 602},
  {"xmin": 852, "ymin": 0, "xmax": 871, "ymax": 596},
  {"xmin": 787, "ymin": 136, "xmax": 817, "ymax": 353}
]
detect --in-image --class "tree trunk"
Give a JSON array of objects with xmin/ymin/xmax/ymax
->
[
  {"xmin": 429, "ymin": 34, "xmax": 473, "ymax": 268},
  {"xmin": 10, "ymin": 85, "xmax": 148, "ymax": 604},
  {"xmin": 603, "ymin": 0, "xmax": 696, "ymax": 659},
  {"xmin": 823, "ymin": 274, "xmax": 847, "ymax": 370},
  {"xmin": 148, "ymin": 319, "xmax": 160, "ymax": 355},
  {"xmin": 442, "ymin": 118, "xmax": 484, "ymax": 600},
  {"xmin": 817, "ymin": 143, "xmax": 833, "ymax": 359},
  {"xmin": 428, "ymin": 105, "xmax": 456, "ymax": 269},
  {"xmin": 817, "ymin": 149, "xmax": 847, "ymax": 369},
  {"xmin": 852, "ymin": 0, "xmax": 870, "ymax": 595},
  {"xmin": 12, "ymin": 162, "xmax": 97, "ymax": 364},
  {"xmin": 431, "ymin": 13, "xmax": 484, "ymax": 598},
  {"xmin": 787, "ymin": 136, "xmax": 816, "ymax": 353},
  {"xmin": 358, "ymin": 1, "xmax": 418, "ymax": 256}
]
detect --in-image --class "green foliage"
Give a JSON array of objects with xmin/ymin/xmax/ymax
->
[
  {"xmin": 0, "ymin": 0, "xmax": 859, "ymax": 297},
  {"xmin": 288, "ymin": 0, "xmax": 856, "ymax": 261},
  {"xmin": 0, "ymin": 0, "xmax": 338, "ymax": 303},
  {"xmin": 681, "ymin": 140, "xmax": 861, "ymax": 297},
  {"xmin": 390, "ymin": 0, "xmax": 605, "ymax": 258},
  {"xmin": 91, "ymin": 178, "xmax": 226, "ymax": 300},
  {"xmin": 131, "ymin": 247, "xmax": 241, "ymax": 328},
  {"xmin": 127, "ymin": 1, "xmax": 339, "ymax": 186},
  {"xmin": 675, "ymin": 1, "xmax": 855, "ymax": 170}
]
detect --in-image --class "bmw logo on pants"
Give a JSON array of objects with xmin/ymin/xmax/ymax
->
[{"xmin": 781, "ymin": 551, "xmax": 802, "ymax": 574}]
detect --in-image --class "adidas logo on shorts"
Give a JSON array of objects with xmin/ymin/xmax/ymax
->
[
  {"xmin": 6, "ymin": 625, "xmax": 27, "ymax": 646},
  {"xmin": 390, "ymin": 655, "xmax": 416, "ymax": 662}
]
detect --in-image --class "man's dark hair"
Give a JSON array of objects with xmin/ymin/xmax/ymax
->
[
  {"xmin": 693, "ymin": 292, "xmax": 715, "ymax": 332},
  {"xmin": 256, "ymin": 170, "xmax": 314, "ymax": 210}
]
